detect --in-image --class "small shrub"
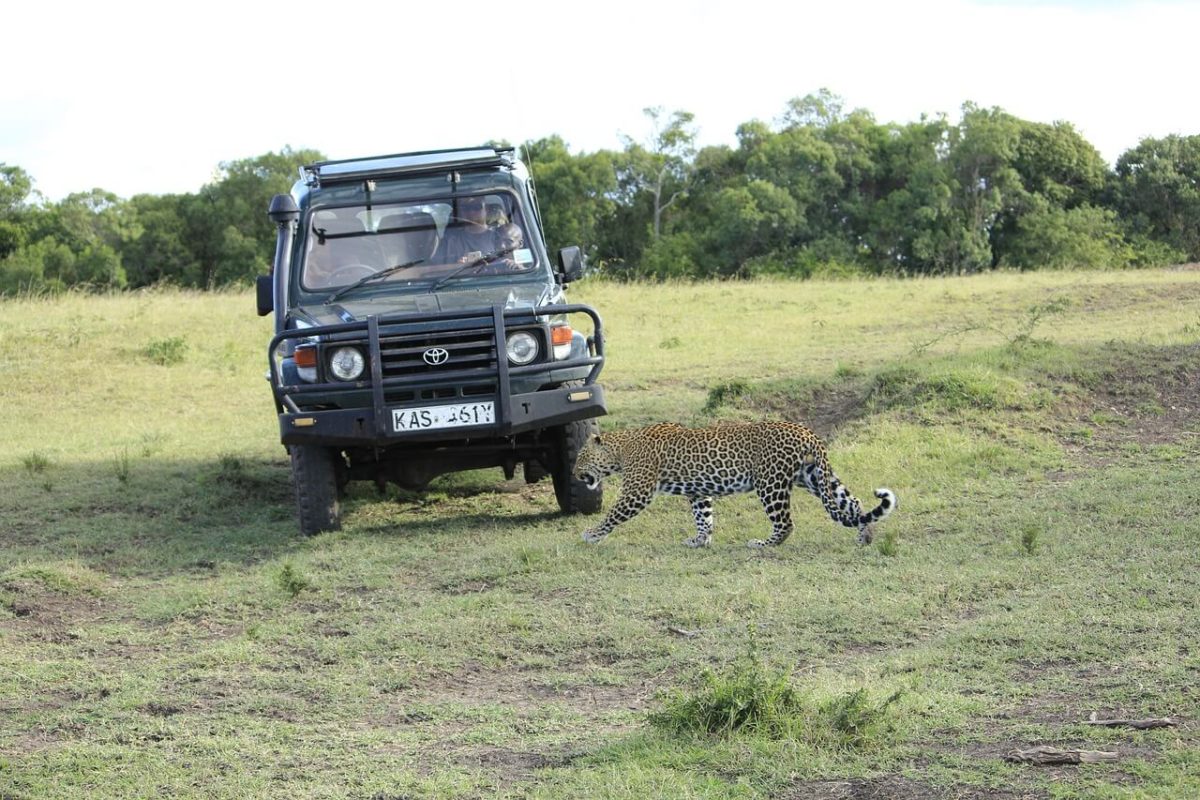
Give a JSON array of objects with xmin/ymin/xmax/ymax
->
[
  {"xmin": 144, "ymin": 336, "xmax": 188, "ymax": 366},
  {"xmin": 650, "ymin": 626, "xmax": 903, "ymax": 748},
  {"xmin": 1008, "ymin": 297, "xmax": 1071, "ymax": 349},
  {"xmin": 818, "ymin": 687, "xmax": 904, "ymax": 749},
  {"xmin": 650, "ymin": 628, "xmax": 800, "ymax": 738},
  {"xmin": 276, "ymin": 562, "xmax": 312, "ymax": 598},
  {"xmin": 703, "ymin": 380, "xmax": 751, "ymax": 414}
]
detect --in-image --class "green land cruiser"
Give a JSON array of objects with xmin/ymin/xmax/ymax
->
[{"xmin": 256, "ymin": 147, "xmax": 607, "ymax": 535}]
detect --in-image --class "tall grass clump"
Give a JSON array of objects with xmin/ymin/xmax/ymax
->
[
  {"xmin": 650, "ymin": 628, "xmax": 902, "ymax": 748},
  {"xmin": 144, "ymin": 336, "xmax": 188, "ymax": 366},
  {"xmin": 21, "ymin": 452, "xmax": 50, "ymax": 474},
  {"xmin": 650, "ymin": 636, "xmax": 800, "ymax": 738}
]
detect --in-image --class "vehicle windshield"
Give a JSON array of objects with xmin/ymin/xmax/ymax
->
[{"xmin": 299, "ymin": 192, "xmax": 538, "ymax": 295}]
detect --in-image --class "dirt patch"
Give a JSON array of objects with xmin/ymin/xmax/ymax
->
[
  {"xmin": 401, "ymin": 660, "xmax": 656, "ymax": 715},
  {"xmin": 779, "ymin": 776, "xmax": 1042, "ymax": 799},
  {"xmin": 712, "ymin": 378, "xmax": 874, "ymax": 440},
  {"xmin": 0, "ymin": 586, "xmax": 108, "ymax": 644},
  {"xmin": 1059, "ymin": 342, "xmax": 1200, "ymax": 458}
]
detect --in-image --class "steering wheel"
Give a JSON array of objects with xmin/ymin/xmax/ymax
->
[{"xmin": 325, "ymin": 264, "xmax": 376, "ymax": 285}]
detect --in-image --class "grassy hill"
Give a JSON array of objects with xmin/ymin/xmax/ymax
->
[{"xmin": 2, "ymin": 270, "xmax": 1198, "ymax": 798}]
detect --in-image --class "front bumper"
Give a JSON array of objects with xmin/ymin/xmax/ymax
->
[{"xmin": 279, "ymin": 383, "xmax": 605, "ymax": 446}]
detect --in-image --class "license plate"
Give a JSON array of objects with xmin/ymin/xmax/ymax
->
[{"xmin": 392, "ymin": 401, "xmax": 494, "ymax": 432}]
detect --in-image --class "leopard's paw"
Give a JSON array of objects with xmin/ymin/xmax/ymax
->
[
  {"xmin": 746, "ymin": 539, "xmax": 768, "ymax": 549},
  {"xmin": 581, "ymin": 529, "xmax": 605, "ymax": 544},
  {"xmin": 857, "ymin": 526, "xmax": 874, "ymax": 545},
  {"xmin": 684, "ymin": 535, "xmax": 711, "ymax": 548}
]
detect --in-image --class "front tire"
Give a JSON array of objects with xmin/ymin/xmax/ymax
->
[
  {"xmin": 552, "ymin": 418, "xmax": 603, "ymax": 515},
  {"xmin": 290, "ymin": 445, "xmax": 343, "ymax": 536}
]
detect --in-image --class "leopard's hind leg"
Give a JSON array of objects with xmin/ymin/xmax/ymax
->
[
  {"xmin": 747, "ymin": 479, "xmax": 794, "ymax": 548},
  {"xmin": 684, "ymin": 495, "xmax": 714, "ymax": 548}
]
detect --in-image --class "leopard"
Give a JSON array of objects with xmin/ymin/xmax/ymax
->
[{"xmin": 571, "ymin": 421, "xmax": 896, "ymax": 548}]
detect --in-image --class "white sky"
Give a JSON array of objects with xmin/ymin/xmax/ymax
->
[{"xmin": 3, "ymin": 0, "xmax": 1198, "ymax": 201}]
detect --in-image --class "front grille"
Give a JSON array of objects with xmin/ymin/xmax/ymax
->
[{"xmin": 378, "ymin": 324, "xmax": 497, "ymax": 378}]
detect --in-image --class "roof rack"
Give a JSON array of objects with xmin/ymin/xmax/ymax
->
[{"xmin": 302, "ymin": 147, "xmax": 516, "ymax": 186}]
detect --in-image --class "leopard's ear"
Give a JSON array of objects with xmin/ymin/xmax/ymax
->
[{"xmin": 591, "ymin": 433, "xmax": 603, "ymax": 445}]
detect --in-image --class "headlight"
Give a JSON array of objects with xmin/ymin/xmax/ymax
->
[
  {"xmin": 505, "ymin": 331, "xmax": 540, "ymax": 365},
  {"xmin": 328, "ymin": 346, "xmax": 366, "ymax": 381}
]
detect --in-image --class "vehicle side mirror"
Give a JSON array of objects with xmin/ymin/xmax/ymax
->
[
  {"xmin": 557, "ymin": 246, "xmax": 585, "ymax": 283},
  {"xmin": 256, "ymin": 274, "xmax": 274, "ymax": 316}
]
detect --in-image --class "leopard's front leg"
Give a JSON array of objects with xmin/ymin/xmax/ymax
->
[{"xmin": 581, "ymin": 476, "xmax": 656, "ymax": 544}]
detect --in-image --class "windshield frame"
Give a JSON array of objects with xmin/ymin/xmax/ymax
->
[{"xmin": 290, "ymin": 183, "xmax": 551, "ymax": 306}]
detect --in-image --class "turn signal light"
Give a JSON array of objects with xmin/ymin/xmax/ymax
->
[
  {"xmin": 551, "ymin": 326, "xmax": 573, "ymax": 346},
  {"xmin": 294, "ymin": 345, "xmax": 318, "ymax": 368}
]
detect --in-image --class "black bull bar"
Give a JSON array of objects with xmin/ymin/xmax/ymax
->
[{"xmin": 267, "ymin": 303, "xmax": 606, "ymax": 445}]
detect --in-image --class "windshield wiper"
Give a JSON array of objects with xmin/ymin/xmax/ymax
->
[
  {"xmin": 426, "ymin": 248, "xmax": 514, "ymax": 293},
  {"xmin": 323, "ymin": 258, "xmax": 425, "ymax": 304}
]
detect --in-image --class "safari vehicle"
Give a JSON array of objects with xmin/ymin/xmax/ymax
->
[{"xmin": 256, "ymin": 147, "xmax": 607, "ymax": 535}]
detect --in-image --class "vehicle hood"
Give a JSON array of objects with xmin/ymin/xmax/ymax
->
[{"xmin": 294, "ymin": 283, "xmax": 557, "ymax": 327}]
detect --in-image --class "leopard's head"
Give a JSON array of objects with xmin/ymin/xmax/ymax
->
[{"xmin": 573, "ymin": 433, "xmax": 621, "ymax": 490}]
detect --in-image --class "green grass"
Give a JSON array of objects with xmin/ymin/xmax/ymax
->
[{"xmin": 2, "ymin": 271, "xmax": 1199, "ymax": 798}]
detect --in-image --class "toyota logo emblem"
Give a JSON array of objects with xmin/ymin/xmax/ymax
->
[{"xmin": 422, "ymin": 347, "xmax": 450, "ymax": 366}]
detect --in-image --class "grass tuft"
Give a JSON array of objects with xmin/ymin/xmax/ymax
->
[
  {"xmin": 877, "ymin": 528, "xmax": 900, "ymax": 557},
  {"xmin": 1020, "ymin": 523, "xmax": 1042, "ymax": 556},
  {"xmin": 112, "ymin": 447, "xmax": 132, "ymax": 484},
  {"xmin": 21, "ymin": 451, "xmax": 50, "ymax": 474},
  {"xmin": 144, "ymin": 335, "xmax": 188, "ymax": 366}
]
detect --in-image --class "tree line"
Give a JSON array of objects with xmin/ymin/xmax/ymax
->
[{"xmin": 3, "ymin": 91, "xmax": 1199, "ymax": 294}]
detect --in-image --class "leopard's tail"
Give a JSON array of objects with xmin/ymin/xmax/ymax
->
[{"xmin": 861, "ymin": 488, "xmax": 896, "ymax": 526}]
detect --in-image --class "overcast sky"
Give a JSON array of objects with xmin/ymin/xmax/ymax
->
[{"xmin": 4, "ymin": 0, "xmax": 1198, "ymax": 201}]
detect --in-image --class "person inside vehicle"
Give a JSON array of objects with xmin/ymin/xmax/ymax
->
[
  {"xmin": 498, "ymin": 222, "xmax": 524, "ymax": 252},
  {"xmin": 470, "ymin": 222, "xmax": 530, "ymax": 274},
  {"xmin": 436, "ymin": 195, "xmax": 498, "ymax": 264}
]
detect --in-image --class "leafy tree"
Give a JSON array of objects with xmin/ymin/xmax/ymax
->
[
  {"xmin": 192, "ymin": 147, "xmax": 325, "ymax": 286},
  {"xmin": 863, "ymin": 116, "xmax": 954, "ymax": 273},
  {"xmin": 1110, "ymin": 134, "xmax": 1200, "ymax": 260},
  {"xmin": 945, "ymin": 103, "xmax": 1024, "ymax": 272},
  {"xmin": 618, "ymin": 107, "xmax": 698, "ymax": 240},
  {"xmin": 521, "ymin": 136, "xmax": 618, "ymax": 263},
  {"xmin": 121, "ymin": 194, "xmax": 198, "ymax": 287},
  {"xmin": 706, "ymin": 180, "xmax": 802, "ymax": 273},
  {"xmin": 0, "ymin": 165, "xmax": 34, "ymax": 216},
  {"xmin": 778, "ymin": 88, "xmax": 847, "ymax": 130},
  {"xmin": 999, "ymin": 197, "xmax": 1131, "ymax": 270},
  {"xmin": 1013, "ymin": 120, "xmax": 1107, "ymax": 207},
  {"xmin": 52, "ymin": 189, "xmax": 136, "ymax": 252},
  {"xmin": 0, "ymin": 165, "xmax": 35, "ymax": 260}
]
